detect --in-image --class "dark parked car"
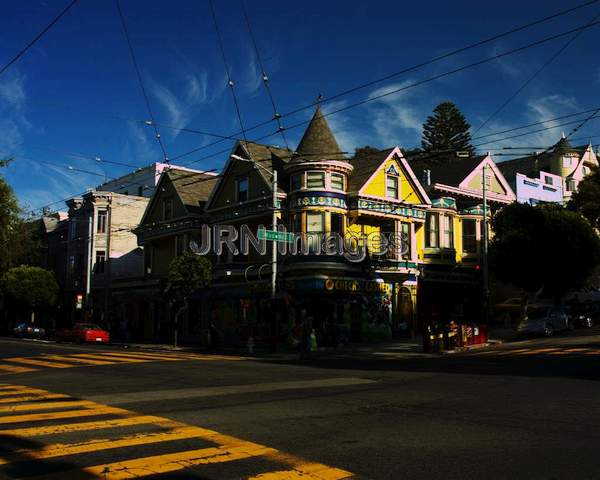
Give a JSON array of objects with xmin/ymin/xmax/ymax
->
[
  {"xmin": 516, "ymin": 306, "xmax": 571, "ymax": 337},
  {"xmin": 13, "ymin": 322, "xmax": 46, "ymax": 339}
]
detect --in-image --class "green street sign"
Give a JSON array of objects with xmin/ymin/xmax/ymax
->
[{"xmin": 258, "ymin": 229, "xmax": 294, "ymax": 243}]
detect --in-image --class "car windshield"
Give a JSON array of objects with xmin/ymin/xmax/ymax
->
[{"xmin": 77, "ymin": 324, "xmax": 101, "ymax": 330}]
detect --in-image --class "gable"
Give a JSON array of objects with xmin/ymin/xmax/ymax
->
[
  {"xmin": 139, "ymin": 174, "xmax": 187, "ymax": 225},
  {"xmin": 460, "ymin": 155, "xmax": 515, "ymax": 200},
  {"xmin": 359, "ymin": 147, "xmax": 430, "ymax": 205},
  {"xmin": 208, "ymin": 145, "xmax": 273, "ymax": 210}
]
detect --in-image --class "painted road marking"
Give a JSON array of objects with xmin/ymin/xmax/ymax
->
[
  {"xmin": 69, "ymin": 353, "xmax": 150, "ymax": 363},
  {"xmin": 0, "ymin": 383, "xmax": 355, "ymax": 479},
  {"xmin": 88, "ymin": 377, "xmax": 378, "ymax": 405},
  {"xmin": 94, "ymin": 351, "xmax": 183, "ymax": 361},
  {"xmin": 0, "ymin": 393, "xmax": 68, "ymax": 404},
  {"xmin": 3, "ymin": 357, "xmax": 76, "ymax": 369},
  {"xmin": 39, "ymin": 354, "xmax": 117, "ymax": 365},
  {"xmin": 0, "ymin": 364, "xmax": 37, "ymax": 373}
]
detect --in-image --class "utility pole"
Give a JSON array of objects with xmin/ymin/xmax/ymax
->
[
  {"xmin": 271, "ymin": 169, "xmax": 278, "ymax": 300},
  {"xmin": 482, "ymin": 164, "xmax": 490, "ymax": 324}
]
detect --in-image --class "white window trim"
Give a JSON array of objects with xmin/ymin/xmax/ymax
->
[
  {"xmin": 386, "ymin": 174, "xmax": 399, "ymax": 199},
  {"xmin": 331, "ymin": 173, "xmax": 345, "ymax": 191},
  {"xmin": 306, "ymin": 171, "xmax": 326, "ymax": 189}
]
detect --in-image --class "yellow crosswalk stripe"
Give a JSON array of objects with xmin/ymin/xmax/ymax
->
[
  {"xmin": 0, "ymin": 426, "xmax": 216, "ymax": 465},
  {"xmin": 516, "ymin": 348, "xmax": 559, "ymax": 355},
  {"xmin": 0, "ymin": 414, "xmax": 165, "ymax": 437},
  {"xmin": 0, "ymin": 364, "xmax": 37, "ymax": 373},
  {"xmin": 3, "ymin": 357, "xmax": 76, "ymax": 369},
  {"xmin": 264, "ymin": 452, "xmax": 354, "ymax": 480},
  {"xmin": 0, "ymin": 387, "xmax": 47, "ymax": 396},
  {"xmin": 0, "ymin": 405, "xmax": 128, "ymax": 425},
  {"xmin": 39, "ymin": 354, "xmax": 117, "ymax": 365},
  {"xmin": 248, "ymin": 469, "xmax": 353, "ymax": 480},
  {"xmin": 0, "ymin": 399, "xmax": 95, "ymax": 413},
  {"xmin": 33, "ymin": 443, "xmax": 277, "ymax": 480},
  {"xmin": 69, "ymin": 353, "xmax": 150, "ymax": 363},
  {"xmin": 0, "ymin": 393, "xmax": 68, "ymax": 404},
  {"xmin": 94, "ymin": 352, "xmax": 182, "ymax": 362}
]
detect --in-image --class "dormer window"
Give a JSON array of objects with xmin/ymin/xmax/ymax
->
[
  {"xmin": 236, "ymin": 176, "xmax": 248, "ymax": 202},
  {"xmin": 386, "ymin": 175, "xmax": 399, "ymax": 198},
  {"xmin": 307, "ymin": 171, "xmax": 325, "ymax": 189},
  {"xmin": 331, "ymin": 173, "xmax": 344, "ymax": 191},
  {"xmin": 163, "ymin": 198, "xmax": 173, "ymax": 220}
]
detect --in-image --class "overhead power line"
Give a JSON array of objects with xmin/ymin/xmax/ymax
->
[
  {"xmin": 209, "ymin": 0, "xmax": 248, "ymax": 142},
  {"xmin": 179, "ymin": 18, "xmax": 600, "ymax": 167},
  {"xmin": 114, "ymin": 0, "xmax": 169, "ymax": 162},
  {"xmin": 160, "ymin": 0, "xmax": 600, "ymax": 163},
  {"xmin": 0, "ymin": 0, "xmax": 79, "ymax": 77},
  {"xmin": 473, "ymin": 9, "xmax": 600, "ymax": 135},
  {"xmin": 241, "ymin": 0, "xmax": 288, "ymax": 149}
]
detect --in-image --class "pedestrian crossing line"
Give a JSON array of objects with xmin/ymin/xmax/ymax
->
[
  {"xmin": 0, "ymin": 384, "xmax": 354, "ymax": 480},
  {"xmin": 0, "ymin": 425, "xmax": 215, "ymax": 465},
  {"xmin": 584, "ymin": 350, "xmax": 600, "ymax": 355},
  {"xmin": 0, "ymin": 405, "xmax": 127, "ymax": 425},
  {"xmin": 515, "ymin": 348, "xmax": 560, "ymax": 355},
  {"xmin": 0, "ymin": 364, "xmax": 38, "ymax": 374},
  {"xmin": 39, "ymin": 354, "xmax": 117, "ymax": 365},
  {"xmin": 0, "ymin": 399, "xmax": 96, "ymax": 414},
  {"xmin": 0, "ymin": 414, "xmax": 165, "ymax": 437},
  {"xmin": 0, "ymin": 393, "xmax": 68, "ymax": 404},
  {"xmin": 34, "ymin": 444, "xmax": 279, "ymax": 480},
  {"xmin": 3, "ymin": 357, "xmax": 76, "ymax": 369},
  {"xmin": 493, "ymin": 348, "xmax": 532, "ymax": 356},
  {"xmin": 69, "ymin": 353, "xmax": 151, "ymax": 363},
  {"xmin": 0, "ymin": 387, "xmax": 48, "ymax": 396},
  {"xmin": 93, "ymin": 351, "xmax": 183, "ymax": 362}
]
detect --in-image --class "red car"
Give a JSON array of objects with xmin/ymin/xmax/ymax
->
[{"xmin": 58, "ymin": 323, "xmax": 110, "ymax": 343}]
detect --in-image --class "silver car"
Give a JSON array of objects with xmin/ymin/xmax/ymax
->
[{"xmin": 516, "ymin": 306, "xmax": 571, "ymax": 337}]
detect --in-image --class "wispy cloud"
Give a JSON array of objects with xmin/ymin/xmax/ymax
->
[{"xmin": 0, "ymin": 71, "xmax": 30, "ymax": 153}]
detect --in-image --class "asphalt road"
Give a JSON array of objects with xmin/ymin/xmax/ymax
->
[{"xmin": 0, "ymin": 329, "xmax": 599, "ymax": 480}]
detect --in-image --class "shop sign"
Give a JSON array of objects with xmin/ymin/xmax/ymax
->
[
  {"xmin": 324, "ymin": 278, "xmax": 391, "ymax": 293},
  {"xmin": 293, "ymin": 194, "xmax": 347, "ymax": 209}
]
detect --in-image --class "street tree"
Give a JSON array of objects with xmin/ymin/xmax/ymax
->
[
  {"xmin": 421, "ymin": 101, "xmax": 474, "ymax": 157},
  {"xmin": 354, "ymin": 145, "xmax": 380, "ymax": 158},
  {"xmin": 567, "ymin": 166, "xmax": 600, "ymax": 228},
  {"xmin": 2, "ymin": 265, "xmax": 58, "ymax": 324},
  {"xmin": 167, "ymin": 252, "xmax": 212, "ymax": 346},
  {"xmin": 489, "ymin": 203, "xmax": 600, "ymax": 301}
]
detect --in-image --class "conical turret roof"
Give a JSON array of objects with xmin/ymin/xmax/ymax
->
[{"xmin": 292, "ymin": 106, "xmax": 347, "ymax": 163}]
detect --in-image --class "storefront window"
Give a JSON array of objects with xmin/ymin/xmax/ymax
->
[
  {"xmin": 462, "ymin": 219, "xmax": 477, "ymax": 253},
  {"xmin": 306, "ymin": 211, "xmax": 324, "ymax": 253},
  {"xmin": 425, "ymin": 212, "xmax": 439, "ymax": 248}
]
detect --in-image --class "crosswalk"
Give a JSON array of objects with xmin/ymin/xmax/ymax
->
[
  {"xmin": 467, "ymin": 346, "xmax": 600, "ymax": 357},
  {"xmin": 0, "ymin": 383, "xmax": 353, "ymax": 479},
  {"xmin": 0, "ymin": 351, "xmax": 244, "ymax": 376}
]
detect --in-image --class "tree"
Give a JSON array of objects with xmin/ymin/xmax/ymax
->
[
  {"xmin": 421, "ymin": 102, "xmax": 474, "ymax": 156},
  {"xmin": 166, "ymin": 252, "xmax": 212, "ymax": 346},
  {"xmin": 2, "ymin": 265, "xmax": 58, "ymax": 323},
  {"xmin": 489, "ymin": 203, "xmax": 600, "ymax": 300},
  {"xmin": 567, "ymin": 166, "xmax": 600, "ymax": 228}
]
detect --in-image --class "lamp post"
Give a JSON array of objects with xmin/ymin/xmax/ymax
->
[
  {"xmin": 231, "ymin": 154, "xmax": 278, "ymax": 299},
  {"xmin": 482, "ymin": 164, "xmax": 490, "ymax": 324}
]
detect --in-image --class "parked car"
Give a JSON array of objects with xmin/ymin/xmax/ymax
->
[
  {"xmin": 516, "ymin": 306, "xmax": 572, "ymax": 337},
  {"xmin": 567, "ymin": 304, "xmax": 595, "ymax": 329},
  {"xmin": 493, "ymin": 297, "xmax": 524, "ymax": 325},
  {"xmin": 57, "ymin": 323, "xmax": 110, "ymax": 343},
  {"xmin": 13, "ymin": 322, "xmax": 45, "ymax": 339}
]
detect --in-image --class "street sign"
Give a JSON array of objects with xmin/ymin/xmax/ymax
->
[{"xmin": 258, "ymin": 229, "xmax": 294, "ymax": 243}]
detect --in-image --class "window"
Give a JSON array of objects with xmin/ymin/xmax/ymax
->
[
  {"xmin": 291, "ymin": 174, "xmax": 303, "ymax": 191},
  {"xmin": 462, "ymin": 219, "xmax": 477, "ymax": 253},
  {"xmin": 95, "ymin": 251, "xmax": 106, "ymax": 274},
  {"xmin": 443, "ymin": 215, "xmax": 454, "ymax": 248},
  {"xmin": 306, "ymin": 212, "xmax": 324, "ymax": 253},
  {"xmin": 330, "ymin": 213, "xmax": 344, "ymax": 235},
  {"xmin": 544, "ymin": 176, "xmax": 553, "ymax": 186},
  {"xmin": 69, "ymin": 220, "xmax": 77, "ymax": 240},
  {"xmin": 401, "ymin": 222, "xmax": 411, "ymax": 260},
  {"xmin": 583, "ymin": 166, "xmax": 590, "ymax": 176},
  {"xmin": 291, "ymin": 214, "xmax": 301, "ymax": 234},
  {"xmin": 96, "ymin": 211, "xmax": 107, "ymax": 234},
  {"xmin": 138, "ymin": 186, "xmax": 144, "ymax": 196},
  {"xmin": 306, "ymin": 171, "xmax": 325, "ymax": 188},
  {"xmin": 236, "ymin": 176, "xmax": 248, "ymax": 202},
  {"xmin": 425, "ymin": 213, "xmax": 439, "ymax": 248},
  {"xmin": 163, "ymin": 198, "xmax": 173, "ymax": 220},
  {"xmin": 175, "ymin": 235, "xmax": 185, "ymax": 256},
  {"xmin": 144, "ymin": 246, "xmax": 153, "ymax": 274},
  {"xmin": 563, "ymin": 157, "xmax": 572, "ymax": 167},
  {"xmin": 386, "ymin": 175, "xmax": 399, "ymax": 198},
  {"xmin": 331, "ymin": 173, "xmax": 344, "ymax": 191},
  {"xmin": 566, "ymin": 179, "xmax": 577, "ymax": 192}
]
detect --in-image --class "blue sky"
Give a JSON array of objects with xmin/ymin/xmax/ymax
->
[{"xmin": 2, "ymin": 0, "xmax": 600, "ymax": 213}]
